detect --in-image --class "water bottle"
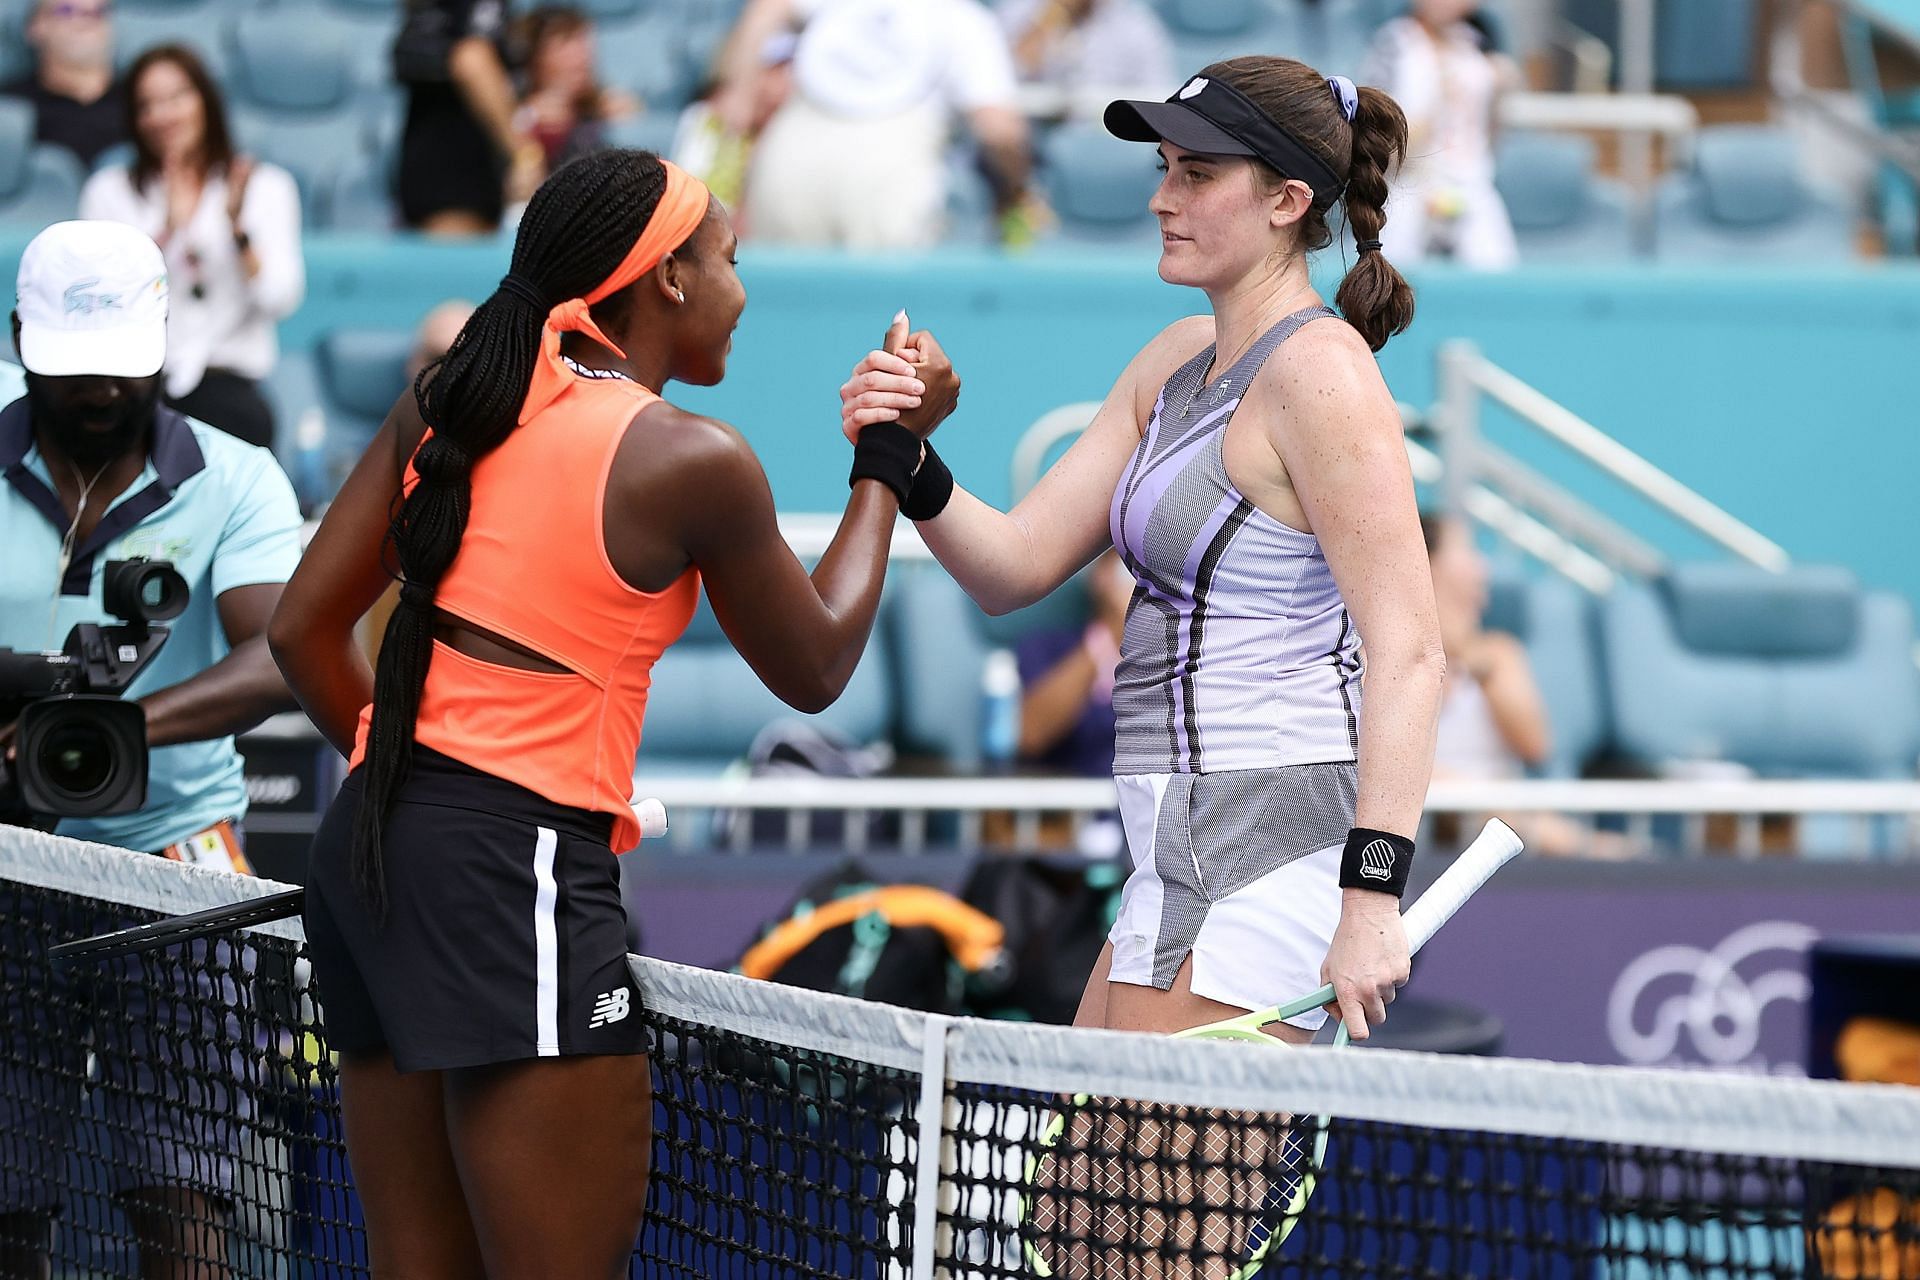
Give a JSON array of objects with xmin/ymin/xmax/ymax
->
[{"xmin": 979, "ymin": 648, "xmax": 1022, "ymax": 771}]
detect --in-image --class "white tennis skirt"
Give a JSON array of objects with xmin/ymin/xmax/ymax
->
[{"xmin": 1108, "ymin": 764, "xmax": 1358, "ymax": 1030}]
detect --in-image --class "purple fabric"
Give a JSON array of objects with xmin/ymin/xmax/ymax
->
[{"xmin": 1015, "ymin": 627, "xmax": 1116, "ymax": 777}]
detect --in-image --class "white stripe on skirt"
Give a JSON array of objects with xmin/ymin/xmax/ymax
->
[{"xmin": 532, "ymin": 825, "xmax": 560, "ymax": 1055}]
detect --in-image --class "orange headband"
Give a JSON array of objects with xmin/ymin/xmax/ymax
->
[{"xmin": 519, "ymin": 160, "xmax": 712, "ymax": 425}]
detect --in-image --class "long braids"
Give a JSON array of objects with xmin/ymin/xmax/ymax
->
[{"xmin": 351, "ymin": 149, "xmax": 671, "ymax": 918}]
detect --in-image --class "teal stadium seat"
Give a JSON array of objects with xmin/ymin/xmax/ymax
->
[
  {"xmin": 1494, "ymin": 131, "xmax": 1635, "ymax": 262},
  {"xmin": 602, "ymin": 112, "xmax": 681, "ymax": 157},
  {"xmin": 1601, "ymin": 563, "xmax": 1920, "ymax": 780},
  {"xmin": 1156, "ymin": 0, "xmax": 1305, "ymax": 78},
  {"xmin": 312, "ymin": 327, "xmax": 410, "ymax": 492},
  {"xmin": 227, "ymin": 11, "xmax": 379, "ymax": 227},
  {"xmin": 114, "ymin": 0, "xmax": 232, "ymax": 82},
  {"xmin": 0, "ymin": 100, "xmax": 83, "ymax": 229},
  {"xmin": 1304, "ymin": 0, "xmax": 1390, "ymax": 76},
  {"xmin": 270, "ymin": 0, "xmax": 403, "ymax": 94},
  {"xmin": 639, "ymin": 587, "xmax": 897, "ymax": 776},
  {"xmin": 1039, "ymin": 123, "xmax": 1163, "ymax": 247},
  {"xmin": 1565, "ymin": 0, "xmax": 1757, "ymax": 91},
  {"xmin": 596, "ymin": 12, "xmax": 701, "ymax": 117},
  {"xmin": 1653, "ymin": 126, "xmax": 1857, "ymax": 262}
]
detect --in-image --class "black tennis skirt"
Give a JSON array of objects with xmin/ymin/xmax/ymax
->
[{"xmin": 304, "ymin": 747, "xmax": 645, "ymax": 1073}]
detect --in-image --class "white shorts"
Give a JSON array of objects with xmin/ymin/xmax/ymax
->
[{"xmin": 1108, "ymin": 765, "xmax": 1357, "ymax": 1031}]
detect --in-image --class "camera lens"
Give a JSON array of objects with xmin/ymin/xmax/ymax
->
[{"xmin": 35, "ymin": 721, "xmax": 115, "ymax": 800}]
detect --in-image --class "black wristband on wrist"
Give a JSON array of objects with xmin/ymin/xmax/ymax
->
[
  {"xmin": 849, "ymin": 421, "xmax": 921, "ymax": 505},
  {"xmin": 1339, "ymin": 826, "xmax": 1414, "ymax": 897},
  {"xmin": 901, "ymin": 441, "xmax": 953, "ymax": 521}
]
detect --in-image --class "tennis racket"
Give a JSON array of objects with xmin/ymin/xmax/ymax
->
[
  {"xmin": 48, "ymin": 798, "xmax": 673, "ymax": 966},
  {"xmin": 1021, "ymin": 817, "xmax": 1523, "ymax": 1279}
]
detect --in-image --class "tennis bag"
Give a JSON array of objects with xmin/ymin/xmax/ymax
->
[
  {"xmin": 958, "ymin": 854, "xmax": 1125, "ymax": 1024},
  {"xmin": 736, "ymin": 861, "xmax": 1009, "ymax": 1014}
]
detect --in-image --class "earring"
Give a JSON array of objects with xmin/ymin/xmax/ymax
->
[{"xmin": 674, "ymin": 289, "xmax": 686, "ymax": 304}]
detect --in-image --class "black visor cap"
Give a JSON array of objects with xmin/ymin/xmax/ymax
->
[{"xmin": 1105, "ymin": 74, "xmax": 1344, "ymax": 201}]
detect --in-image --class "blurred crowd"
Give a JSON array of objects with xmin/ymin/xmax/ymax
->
[{"xmin": 0, "ymin": 0, "xmax": 1550, "ymax": 258}]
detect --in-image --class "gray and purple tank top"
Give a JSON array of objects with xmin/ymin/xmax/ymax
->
[{"xmin": 1109, "ymin": 304, "xmax": 1363, "ymax": 776}]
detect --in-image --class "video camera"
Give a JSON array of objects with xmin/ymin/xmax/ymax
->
[{"xmin": 1, "ymin": 559, "xmax": 189, "ymax": 827}]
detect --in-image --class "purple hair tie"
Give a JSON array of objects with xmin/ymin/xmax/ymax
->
[{"xmin": 1327, "ymin": 74, "xmax": 1358, "ymax": 123}]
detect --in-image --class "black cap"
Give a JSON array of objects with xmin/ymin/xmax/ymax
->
[{"xmin": 1105, "ymin": 73, "xmax": 1344, "ymax": 202}]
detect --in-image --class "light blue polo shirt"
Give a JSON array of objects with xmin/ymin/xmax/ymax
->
[{"xmin": 0, "ymin": 362, "xmax": 303, "ymax": 851}]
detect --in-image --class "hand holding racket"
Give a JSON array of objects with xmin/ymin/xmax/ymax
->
[{"xmin": 1023, "ymin": 819, "xmax": 1524, "ymax": 1280}]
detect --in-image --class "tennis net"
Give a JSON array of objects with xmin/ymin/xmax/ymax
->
[{"xmin": 4, "ymin": 826, "xmax": 1919, "ymax": 1278}]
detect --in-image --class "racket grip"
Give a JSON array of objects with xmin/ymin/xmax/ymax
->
[
  {"xmin": 637, "ymin": 797, "xmax": 669, "ymax": 840},
  {"xmin": 1400, "ymin": 818, "xmax": 1523, "ymax": 955}
]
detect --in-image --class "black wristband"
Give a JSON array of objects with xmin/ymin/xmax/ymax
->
[
  {"xmin": 901, "ymin": 441, "xmax": 953, "ymax": 521},
  {"xmin": 849, "ymin": 422, "xmax": 920, "ymax": 505},
  {"xmin": 1339, "ymin": 826, "xmax": 1414, "ymax": 897}
]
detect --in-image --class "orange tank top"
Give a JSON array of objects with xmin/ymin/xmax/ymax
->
[{"xmin": 350, "ymin": 371, "xmax": 698, "ymax": 851}]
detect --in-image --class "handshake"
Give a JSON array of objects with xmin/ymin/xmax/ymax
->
[{"xmin": 839, "ymin": 311, "xmax": 963, "ymax": 445}]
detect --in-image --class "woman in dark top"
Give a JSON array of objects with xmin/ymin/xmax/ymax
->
[{"xmin": 397, "ymin": 0, "xmax": 546, "ymax": 234}]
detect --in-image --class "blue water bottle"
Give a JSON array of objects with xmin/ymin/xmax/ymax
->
[{"xmin": 979, "ymin": 648, "xmax": 1022, "ymax": 771}]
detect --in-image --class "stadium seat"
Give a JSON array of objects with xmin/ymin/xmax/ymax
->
[
  {"xmin": 1564, "ymin": 0, "xmax": 1756, "ymax": 91},
  {"xmin": 1303, "ymin": 0, "xmax": 1390, "ymax": 75},
  {"xmin": 260, "ymin": 348, "xmax": 329, "ymax": 510},
  {"xmin": 1653, "ymin": 125, "xmax": 1857, "ymax": 262},
  {"xmin": 318, "ymin": 152, "xmax": 395, "ymax": 232},
  {"xmin": 113, "ymin": 13, "xmax": 230, "ymax": 81},
  {"xmin": 597, "ymin": 14, "xmax": 700, "ymax": 117},
  {"xmin": 640, "ymin": 589, "xmax": 897, "ymax": 774},
  {"xmin": 0, "ymin": 101, "xmax": 84, "ymax": 229},
  {"xmin": 227, "ymin": 12, "xmax": 376, "ymax": 228},
  {"xmin": 1482, "ymin": 569, "xmax": 1608, "ymax": 778},
  {"xmin": 1494, "ymin": 131, "xmax": 1636, "ymax": 262},
  {"xmin": 287, "ymin": 0, "xmax": 403, "ymax": 92},
  {"xmin": 312, "ymin": 327, "xmax": 410, "ymax": 489},
  {"xmin": 602, "ymin": 111, "xmax": 682, "ymax": 157},
  {"xmin": 1039, "ymin": 123, "xmax": 1162, "ymax": 247},
  {"xmin": 1601, "ymin": 563, "xmax": 1920, "ymax": 779},
  {"xmin": 0, "ymin": 11, "xmax": 31, "ymax": 85},
  {"xmin": 1158, "ymin": 0, "xmax": 1306, "ymax": 75},
  {"xmin": 886, "ymin": 567, "xmax": 993, "ymax": 768}
]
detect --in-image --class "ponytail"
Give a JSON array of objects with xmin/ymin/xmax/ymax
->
[
  {"xmin": 1333, "ymin": 86, "xmax": 1415, "ymax": 352},
  {"xmin": 351, "ymin": 150, "xmax": 671, "ymax": 918}
]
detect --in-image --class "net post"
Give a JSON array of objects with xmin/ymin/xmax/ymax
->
[{"xmin": 910, "ymin": 1013, "xmax": 953, "ymax": 1280}]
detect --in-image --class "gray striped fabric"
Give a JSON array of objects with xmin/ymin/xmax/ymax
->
[{"xmin": 1109, "ymin": 305, "xmax": 1364, "ymax": 776}]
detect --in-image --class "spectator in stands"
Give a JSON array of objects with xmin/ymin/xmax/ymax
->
[
  {"xmin": 0, "ymin": 0, "xmax": 127, "ymax": 168},
  {"xmin": 672, "ymin": 29, "xmax": 798, "ymax": 224},
  {"xmin": 394, "ymin": 0, "xmax": 545, "ymax": 235},
  {"xmin": 1361, "ymin": 0, "xmax": 1518, "ymax": 268},
  {"xmin": 1423, "ymin": 514, "xmax": 1624, "ymax": 856},
  {"xmin": 713, "ymin": 0, "xmax": 1049, "ymax": 248},
  {"xmin": 80, "ymin": 45, "xmax": 304, "ymax": 451},
  {"xmin": 1015, "ymin": 549, "xmax": 1129, "ymax": 776},
  {"xmin": 1424, "ymin": 514, "xmax": 1548, "ymax": 778},
  {"xmin": 514, "ymin": 5, "xmax": 638, "ymax": 171},
  {"xmin": 999, "ymin": 0, "xmax": 1175, "ymax": 104},
  {"xmin": 0, "ymin": 220, "xmax": 301, "ymax": 1279},
  {"xmin": 407, "ymin": 298, "xmax": 477, "ymax": 385}
]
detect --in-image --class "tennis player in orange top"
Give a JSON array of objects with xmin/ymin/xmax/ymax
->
[{"xmin": 268, "ymin": 149, "xmax": 958, "ymax": 1278}]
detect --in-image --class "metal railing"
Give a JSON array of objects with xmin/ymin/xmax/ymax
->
[
  {"xmin": 629, "ymin": 773, "xmax": 1920, "ymax": 858},
  {"xmin": 1431, "ymin": 340, "xmax": 1792, "ymax": 583}
]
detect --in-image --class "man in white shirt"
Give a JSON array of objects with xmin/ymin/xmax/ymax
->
[{"xmin": 713, "ymin": 0, "xmax": 1042, "ymax": 248}]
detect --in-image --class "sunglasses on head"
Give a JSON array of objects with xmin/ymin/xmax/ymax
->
[{"xmin": 44, "ymin": 1, "xmax": 111, "ymax": 19}]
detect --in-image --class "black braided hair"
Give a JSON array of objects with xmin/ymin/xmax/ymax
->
[{"xmin": 352, "ymin": 149, "xmax": 674, "ymax": 919}]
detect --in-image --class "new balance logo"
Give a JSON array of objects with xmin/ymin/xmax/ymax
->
[
  {"xmin": 588, "ymin": 988, "xmax": 631, "ymax": 1028},
  {"xmin": 1359, "ymin": 839, "xmax": 1396, "ymax": 881}
]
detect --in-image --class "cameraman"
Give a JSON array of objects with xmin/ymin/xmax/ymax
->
[{"xmin": 0, "ymin": 221, "xmax": 300, "ymax": 1277}]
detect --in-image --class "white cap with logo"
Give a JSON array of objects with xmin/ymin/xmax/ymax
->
[{"xmin": 15, "ymin": 220, "xmax": 169, "ymax": 379}]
